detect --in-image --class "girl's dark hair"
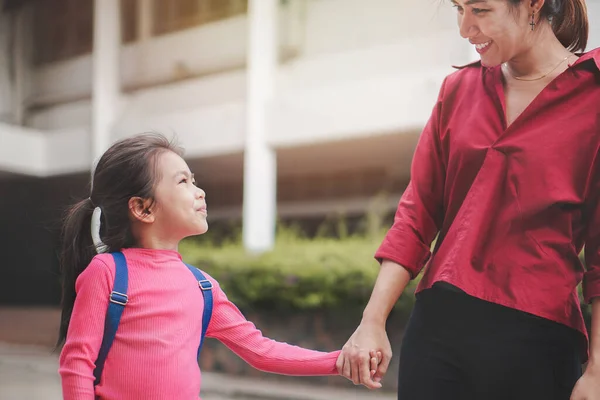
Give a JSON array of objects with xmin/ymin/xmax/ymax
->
[
  {"xmin": 511, "ymin": 0, "xmax": 589, "ymax": 52},
  {"xmin": 57, "ymin": 132, "xmax": 183, "ymax": 347}
]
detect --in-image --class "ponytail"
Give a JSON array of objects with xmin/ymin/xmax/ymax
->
[
  {"xmin": 545, "ymin": 0, "xmax": 589, "ymax": 52},
  {"xmin": 57, "ymin": 198, "xmax": 97, "ymax": 347}
]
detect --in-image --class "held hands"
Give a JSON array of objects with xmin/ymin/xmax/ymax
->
[
  {"xmin": 570, "ymin": 364, "xmax": 600, "ymax": 400},
  {"xmin": 335, "ymin": 321, "xmax": 392, "ymax": 389}
]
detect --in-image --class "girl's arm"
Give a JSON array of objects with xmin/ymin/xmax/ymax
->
[
  {"xmin": 205, "ymin": 278, "xmax": 340, "ymax": 376},
  {"xmin": 59, "ymin": 257, "xmax": 113, "ymax": 400}
]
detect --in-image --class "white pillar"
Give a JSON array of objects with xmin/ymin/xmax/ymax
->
[
  {"xmin": 92, "ymin": 0, "xmax": 121, "ymax": 164},
  {"xmin": 0, "ymin": 12, "xmax": 12, "ymax": 123},
  {"xmin": 12, "ymin": 7, "xmax": 28, "ymax": 126},
  {"xmin": 243, "ymin": 0, "xmax": 278, "ymax": 253}
]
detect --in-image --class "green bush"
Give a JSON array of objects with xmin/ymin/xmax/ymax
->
[
  {"xmin": 180, "ymin": 227, "xmax": 590, "ymax": 328},
  {"xmin": 180, "ymin": 229, "xmax": 419, "ymax": 314}
]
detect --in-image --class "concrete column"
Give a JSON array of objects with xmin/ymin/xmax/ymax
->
[
  {"xmin": 12, "ymin": 7, "xmax": 28, "ymax": 126},
  {"xmin": 243, "ymin": 0, "xmax": 278, "ymax": 253},
  {"xmin": 0, "ymin": 12, "xmax": 12, "ymax": 123},
  {"xmin": 92, "ymin": 0, "xmax": 121, "ymax": 164}
]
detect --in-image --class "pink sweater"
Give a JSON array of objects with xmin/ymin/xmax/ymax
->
[{"xmin": 59, "ymin": 248, "xmax": 340, "ymax": 399}]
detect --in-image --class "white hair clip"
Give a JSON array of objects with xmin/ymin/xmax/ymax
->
[{"xmin": 91, "ymin": 206, "xmax": 109, "ymax": 254}]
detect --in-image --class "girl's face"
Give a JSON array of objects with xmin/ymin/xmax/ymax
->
[
  {"xmin": 453, "ymin": 0, "xmax": 536, "ymax": 67},
  {"xmin": 149, "ymin": 151, "xmax": 208, "ymax": 242}
]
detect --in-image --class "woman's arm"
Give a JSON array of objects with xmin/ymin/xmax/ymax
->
[
  {"xmin": 571, "ymin": 167, "xmax": 600, "ymax": 399},
  {"xmin": 337, "ymin": 78, "xmax": 449, "ymax": 389},
  {"xmin": 571, "ymin": 298, "xmax": 600, "ymax": 399},
  {"xmin": 335, "ymin": 260, "xmax": 410, "ymax": 388}
]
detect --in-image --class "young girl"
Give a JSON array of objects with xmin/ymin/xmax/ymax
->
[{"xmin": 57, "ymin": 133, "xmax": 375, "ymax": 399}]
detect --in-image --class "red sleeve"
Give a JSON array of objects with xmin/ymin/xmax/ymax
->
[
  {"xmin": 205, "ymin": 278, "xmax": 340, "ymax": 376},
  {"xmin": 374, "ymin": 78, "xmax": 448, "ymax": 278},
  {"xmin": 59, "ymin": 256, "xmax": 114, "ymax": 400},
  {"xmin": 583, "ymin": 160, "xmax": 600, "ymax": 303}
]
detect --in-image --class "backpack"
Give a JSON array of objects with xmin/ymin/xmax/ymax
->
[{"xmin": 92, "ymin": 251, "xmax": 214, "ymax": 386}]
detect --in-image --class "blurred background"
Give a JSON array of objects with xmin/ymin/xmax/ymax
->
[{"xmin": 0, "ymin": 0, "xmax": 599, "ymax": 399}]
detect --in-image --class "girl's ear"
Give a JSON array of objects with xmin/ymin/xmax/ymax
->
[{"xmin": 128, "ymin": 197, "xmax": 155, "ymax": 224}]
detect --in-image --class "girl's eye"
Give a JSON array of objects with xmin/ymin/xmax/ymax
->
[
  {"xmin": 453, "ymin": 4, "xmax": 464, "ymax": 13},
  {"xmin": 472, "ymin": 8, "xmax": 488, "ymax": 14},
  {"xmin": 179, "ymin": 178, "xmax": 187, "ymax": 184}
]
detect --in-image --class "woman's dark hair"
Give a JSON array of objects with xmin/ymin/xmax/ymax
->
[
  {"xmin": 511, "ymin": 0, "xmax": 589, "ymax": 52},
  {"xmin": 56, "ymin": 132, "xmax": 183, "ymax": 347}
]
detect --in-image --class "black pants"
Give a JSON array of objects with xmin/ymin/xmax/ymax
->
[{"xmin": 398, "ymin": 285, "xmax": 583, "ymax": 400}]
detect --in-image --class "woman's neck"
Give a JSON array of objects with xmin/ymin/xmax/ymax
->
[{"xmin": 505, "ymin": 25, "xmax": 574, "ymax": 79}]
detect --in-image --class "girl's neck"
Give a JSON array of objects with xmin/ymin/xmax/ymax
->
[
  {"xmin": 136, "ymin": 234, "xmax": 180, "ymax": 252},
  {"xmin": 131, "ymin": 222, "xmax": 180, "ymax": 251}
]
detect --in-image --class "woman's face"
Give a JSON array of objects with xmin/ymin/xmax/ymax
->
[{"xmin": 453, "ymin": 0, "xmax": 537, "ymax": 67}]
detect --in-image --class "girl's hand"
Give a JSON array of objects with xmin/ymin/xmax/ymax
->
[
  {"xmin": 369, "ymin": 350, "xmax": 382, "ymax": 380},
  {"xmin": 571, "ymin": 365, "xmax": 600, "ymax": 400}
]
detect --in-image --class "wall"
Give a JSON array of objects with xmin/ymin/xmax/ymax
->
[
  {"xmin": 15, "ymin": 0, "xmax": 465, "ymax": 175},
  {"xmin": 589, "ymin": 0, "xmax": 600, "ymax": 50},
  {"xmin": 0, "ymin": 123, "xmax": 46, "ymax": 175},
  {"xmin": 4, "ymin": 0, "xmax": 600, "ymax": 177}
]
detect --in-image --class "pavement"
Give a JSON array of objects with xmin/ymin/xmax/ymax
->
[{"xmin": 0, "ymin": 343, "xmax": 396, "ymax": 400}]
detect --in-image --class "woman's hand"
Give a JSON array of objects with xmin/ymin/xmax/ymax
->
[
  {"xmin": 336, "ymin": 321, "xmax": 392, "ymax": 389},
  {"xmin": 571, "ymin": 364, "xmax": 600, "ymax": 400}
]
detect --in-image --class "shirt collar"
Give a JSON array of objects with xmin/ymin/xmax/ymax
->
[
  {"xmin": 451, "ymin": 48, "xmax": 600, "ymax": 75},
  {"xmin": 572, "ymin": 48, "xmax": 600, "ymax": 72}
]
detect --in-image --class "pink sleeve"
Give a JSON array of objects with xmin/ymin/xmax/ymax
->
[
  {"xmin": 59, "ymin": 256, "xmax": 114, "ymax": 400},
  {"xmin": 205, "ymin": 278, "xmax": 340, "ymax": 376}
]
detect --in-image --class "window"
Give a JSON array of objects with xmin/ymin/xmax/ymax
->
[
  {"xmin": 121, "ymin": 0, "xmax": 138, "ymax": 43},
  {"xmin": 33, "ymin": 0, "xmax": 138, "ymax": 65},
  {"xmin": 32, "ymin": 0, "xmax": 245, "ymax": 65},
  {"xmin": 152, "ymin": 0, "xmax": 247, "ymax": 36},
  {"xmin": 33, "ymin": 0, "xmax": 93, "ymax": 64}
]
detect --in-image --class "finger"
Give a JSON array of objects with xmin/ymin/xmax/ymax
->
[
  {"xmin": 342, "ymin": 357, "xmax": 352, "ymax": 381},
  {"xmin": 374, "ymin": 351, "xmax": 383, "ymax": 381},
  {"xmin": 359, "ymin": 352, "xmax": 382, "ymax": 389},
  {"xmin": 335, "ymin": 352, "xmax": 344, "ymax": 375},
  {"xmin": 350, "ymin": 354, "xmax": 361, "ymax": 385},
  {"xmin": 374, "ymin": 351, "xmax": 392, "ymax": 381},
  {"xmin": 369, "ymin": 350, "xmax": 378, "ymax": 376}
]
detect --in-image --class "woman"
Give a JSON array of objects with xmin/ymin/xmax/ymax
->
[{"xmin": 336, "ymin": 0, "xmax": 600, "ymax": 399}]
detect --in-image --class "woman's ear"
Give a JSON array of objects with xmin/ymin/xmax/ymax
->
[
  {"xmin": 128, "ymin": 197, "xmax": 155, "ymax": 223},
  {"xmin": 530, "ymin": 0, "xmax": 546, "ymax": 14}
]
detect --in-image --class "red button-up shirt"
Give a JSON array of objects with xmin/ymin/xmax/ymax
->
[{"xmin": 376, "ymin": 49, "xmax": 600, "ymax": 352}]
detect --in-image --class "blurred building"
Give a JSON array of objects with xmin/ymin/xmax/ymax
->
[{"xmin": 0, "ymin": 0, "xmax": 599, "ymax": 305}]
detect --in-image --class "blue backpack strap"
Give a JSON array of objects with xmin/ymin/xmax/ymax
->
[
  {"xmin": 93, "ymin": 252, "xmax": 129, "ymax": 386},
  {"xmin": 185, "ymin": 264, "xmax": 213, "ymax": 360}
]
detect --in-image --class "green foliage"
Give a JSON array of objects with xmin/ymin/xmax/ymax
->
[
  {"xmin": 180, "ymin": 224, "xmax": 416, "ymax": 313},
  {"xmin": 180, "ymin": 220, "xmax": 591, "ymax": 329}
]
